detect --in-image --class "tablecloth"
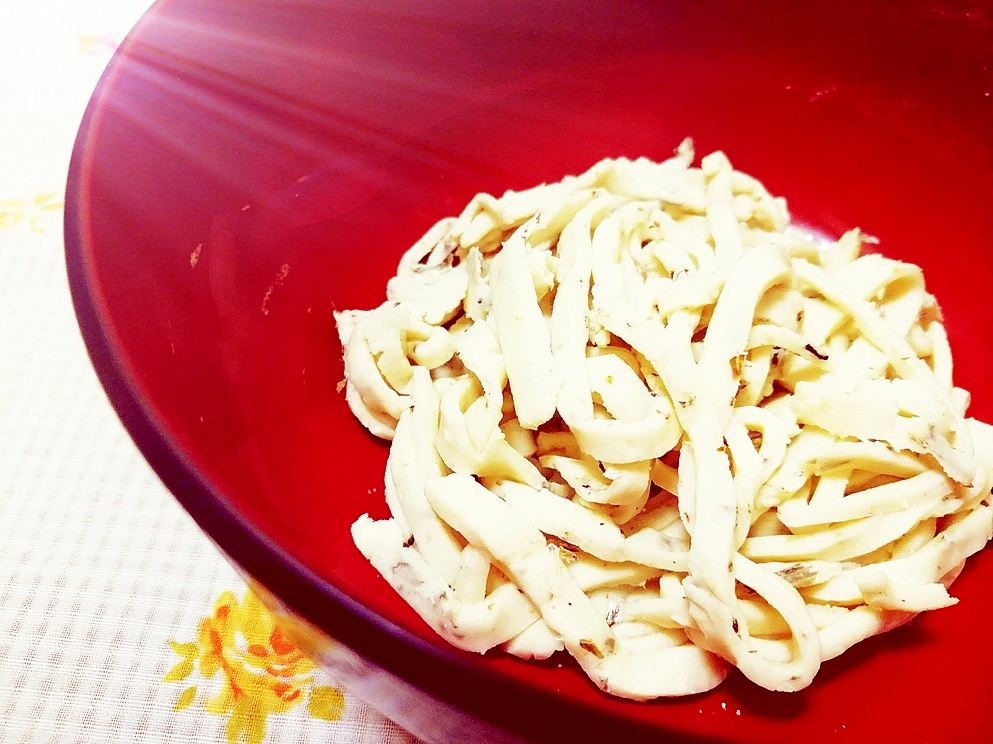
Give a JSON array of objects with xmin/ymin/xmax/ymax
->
[{"xmin": 0, "ymin": 3, "xmax": 421, "ymax": 742}]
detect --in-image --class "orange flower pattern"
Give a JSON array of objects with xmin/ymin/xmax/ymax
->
[{"xmin": 165, "ymin": 589, "xmax": 345, "ymax": 743}]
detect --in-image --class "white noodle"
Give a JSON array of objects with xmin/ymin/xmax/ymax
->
[{"xmin": 336, "ymin": 140, "xmax": 993, "ymax": 698}]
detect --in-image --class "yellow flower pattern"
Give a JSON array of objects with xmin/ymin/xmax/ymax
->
[
  {"xmin": 165, "ymin": 589, "xmax": 345, "ymax": 744},
  {"xmin": 78, "ymin": 33, "xmax": 122, "ymax": 56},
  {"xmin": 0, "ymin": 192, "xmax": 63, "ymax": 233}
]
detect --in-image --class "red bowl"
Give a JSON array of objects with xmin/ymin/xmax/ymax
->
[{"xmin": 66, "ymin": 1, "xmax": 993, "ymax": 741}]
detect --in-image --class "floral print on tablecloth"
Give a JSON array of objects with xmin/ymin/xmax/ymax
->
[{"xmin": 165, "ymin": 590, "xmax": 346, "ymax": 744}]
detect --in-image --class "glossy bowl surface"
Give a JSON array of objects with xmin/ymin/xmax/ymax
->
[{"xmin": 67, "ymin": 1, "xmax": 993, "ymax": 742}]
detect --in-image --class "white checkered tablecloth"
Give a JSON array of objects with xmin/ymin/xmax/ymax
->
[{"xmin": 0, "ymin": 3, "xmax": 419, "ymax": 742}]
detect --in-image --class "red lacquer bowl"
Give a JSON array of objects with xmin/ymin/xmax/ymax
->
[{"xmin": 66, "ymin": 1, "xmax": 993, "ymax": 741}]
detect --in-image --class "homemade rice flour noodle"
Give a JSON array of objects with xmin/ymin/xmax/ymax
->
[{"xmin": 334, "ymin": 139, "xmax": 993, "ymax": 698}]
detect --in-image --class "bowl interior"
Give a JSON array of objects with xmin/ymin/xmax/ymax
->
[{"xmin": 68, "ymin": 1, "xmax": 993, "ymax": 741}]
